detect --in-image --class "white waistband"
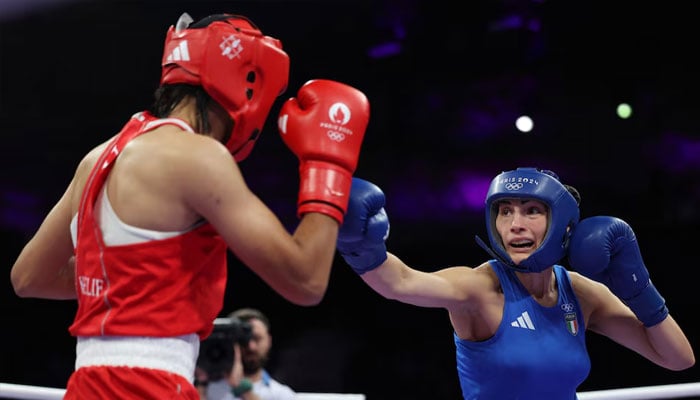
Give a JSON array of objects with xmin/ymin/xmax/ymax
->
[{"xmin": 75, "ymin": 334, "xmax": 199, "ymax": 382}]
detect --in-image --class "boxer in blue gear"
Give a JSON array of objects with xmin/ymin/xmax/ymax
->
[{"xmin": 337, "ymin": 169, "xmax": 694, "ymax": 399}]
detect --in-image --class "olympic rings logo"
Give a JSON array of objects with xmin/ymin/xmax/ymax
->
[
  {"xmin": 505, "ymin": 182, "xmax": 524, "ymax": 191},
  {"xmin": 327, "ymin": 131, "xmax": 345, "ymax": 142},
  {"xmin": 561, "ymin": 303, "xmax": 575, "ymax": 313}
]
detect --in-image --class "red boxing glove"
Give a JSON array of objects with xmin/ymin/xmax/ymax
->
[{"xmin": 278, "ymin": 79, "xmax": 369, "ymax": 224}]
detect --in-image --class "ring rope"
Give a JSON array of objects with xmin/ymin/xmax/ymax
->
[{"xmin": 2, "ymin": 381, "xmax": 700, "ymax": 400}]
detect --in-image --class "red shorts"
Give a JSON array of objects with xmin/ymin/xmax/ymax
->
[{"xmin": 64, "ymin": 365, "xmax": 199, "ymax": 399}]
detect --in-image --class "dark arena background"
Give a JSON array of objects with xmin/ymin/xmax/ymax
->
[{"xmin": 1, "ymin": 1, "xmax": 698, "ymax": 399}]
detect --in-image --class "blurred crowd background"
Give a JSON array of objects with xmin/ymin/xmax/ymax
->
[{"xmin": 1, "ymin": 0, "xmax": 698, "ymax": 398}]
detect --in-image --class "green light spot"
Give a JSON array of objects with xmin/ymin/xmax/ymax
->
[{"xmin": 617, "ymin": 103, "xmax": 632, "ymax": 119}]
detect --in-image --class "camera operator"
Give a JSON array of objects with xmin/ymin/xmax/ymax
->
[{"xmin": 196, "ymin": 308, "xmax": 295, "ymax": 400}]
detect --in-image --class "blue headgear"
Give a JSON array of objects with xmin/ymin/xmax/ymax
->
[{"xmin": 475, "ymin": 167, "xmax": 580, "ymax": 273}]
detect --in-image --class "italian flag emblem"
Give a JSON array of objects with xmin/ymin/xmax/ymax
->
[{"xmin": 565, "ymin": 312, "xmax": 579, "ymax": 336}]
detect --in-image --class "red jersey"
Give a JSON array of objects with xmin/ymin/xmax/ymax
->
[{"xmin": 69, "ymin": 111, "xmax": 227, "ymax": 340}]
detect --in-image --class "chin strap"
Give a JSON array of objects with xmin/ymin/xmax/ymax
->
[
  {"xmin": 474, "ymin": 235, "xmax": 499, "ymax": 260},
  {"xmin": 474, "ymin": 235, "xmax": 529, "ymax": 272}
]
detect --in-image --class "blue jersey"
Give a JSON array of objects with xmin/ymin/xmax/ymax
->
[{"xmin": 454, "ymin": 260, "xmax": 590, "ymax": 399}]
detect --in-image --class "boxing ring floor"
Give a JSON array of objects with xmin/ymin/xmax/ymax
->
[{"xmin": 2, "ymin": 381, "xmax": 700, "ymax": 399}]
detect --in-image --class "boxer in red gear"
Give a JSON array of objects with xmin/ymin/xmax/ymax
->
[{"xmin": 10, "ymin": 12, "xmax": 370, "ymax": 399}]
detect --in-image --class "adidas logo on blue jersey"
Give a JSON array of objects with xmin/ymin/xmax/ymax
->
[{"xmin": 511, "ymin": 311, "xmax": 535, "ymax": 330}]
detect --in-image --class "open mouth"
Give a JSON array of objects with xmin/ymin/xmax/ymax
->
[{"xmin": 510, "ymin": 240, "xmax": 534, "ymax": 249}]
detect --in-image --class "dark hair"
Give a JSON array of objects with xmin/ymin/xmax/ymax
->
[
  {"xmin": 228, "ymin": 307, "xmax": 271, "ymax": 332},
  {"xmin": 151, "ymin": 84, "xmax": 214, "ymax": 133}
]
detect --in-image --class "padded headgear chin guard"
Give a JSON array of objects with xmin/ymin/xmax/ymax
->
[
  {"xmin": 160, "ymin": 12, "xmax": 290, "ymax": 161},
  {"xmin": 479, "ymin": 167, "xmax": 580, "ymax": 273}
]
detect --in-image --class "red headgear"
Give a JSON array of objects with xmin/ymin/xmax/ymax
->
[{"xmin": 161, "ymin": 13, "xmax": 290, "ymax": 161}]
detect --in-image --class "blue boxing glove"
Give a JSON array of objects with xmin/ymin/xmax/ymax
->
[
  {"xmin": 568, "ymin": 216, "xmax": 668, "ymax": 327},
  {"xmin": 337, "ymin": 178, "xmax": 390, "ymax": 274}
]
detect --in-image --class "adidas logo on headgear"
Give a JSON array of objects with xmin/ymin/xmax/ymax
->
[{"xmin": 167, "ymin": 40, "xmax": 190, "ymax": 62}]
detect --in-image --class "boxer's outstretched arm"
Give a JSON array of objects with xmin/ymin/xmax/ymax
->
[{"xmin": 338, "ymin": 178, "xmax": 485, "ymax": 309}]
